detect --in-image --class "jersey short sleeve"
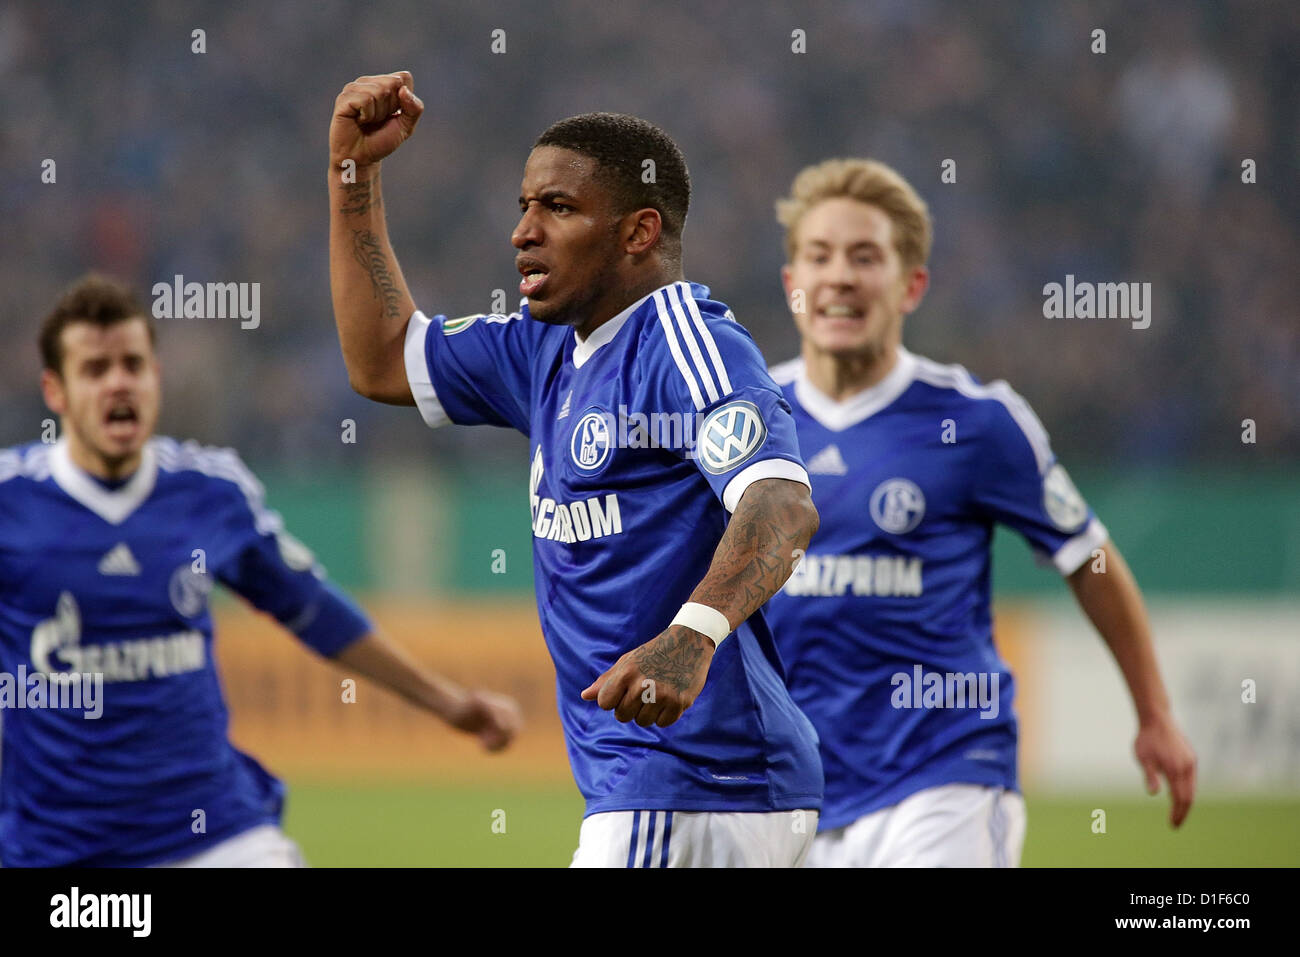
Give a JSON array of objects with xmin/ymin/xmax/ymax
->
[
  {"xmin": 969, "ymin": 386, "xmax": 1109, "ymax": 575},
  {"xmin": 404, "ymin": 307, "xmax": 544, "ymax": 434},
  {"xmin": 207, "ymin": 451, "xmax": 371, "ymax": 657},
  {"xmin": 645, "ymin": 285, "xmax": 810, "ymax": 512}
]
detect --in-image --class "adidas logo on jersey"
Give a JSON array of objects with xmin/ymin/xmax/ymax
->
[
  {"xmin": 98, "ymin": 543, "xmax": 141, "ymax": 576},
  {"xmin": 806, "ymin": 444, "xmax": 849, "ymax": 475},
  {"xmin": 557, "ymin": 390, "xmax": 573, "ymax": 420}
]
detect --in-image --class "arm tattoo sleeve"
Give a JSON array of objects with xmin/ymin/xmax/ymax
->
[
  {"xmin": 691, "ymin": 480, "xmax": 814, "ymax": 627},
  {"xmin": 338, "ymin": 177, "xmax": 381, "ymax": 216},
  {"xmin": 349, "ymin": 229, "xmax": 403, "ymax": 321}
]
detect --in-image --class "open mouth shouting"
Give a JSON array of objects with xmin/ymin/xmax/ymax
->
[
  {"xmin": 103, "ymin": 401, "xmax": 140, "ymax": 442},
  {"xmin": 517, "ymin": 256, "xmax": 550, "ymax": 298}
]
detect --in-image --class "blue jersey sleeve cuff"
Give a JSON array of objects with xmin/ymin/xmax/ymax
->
[
  {"xmin": 1051, "ymin": 518, "xmax": 1110, "ymax": 575},
  {"xmin": 285, "ymin": 582, "xmax": 372, "ymax": 657},
  {"xmin": 722, "ymin": 458, "xmax": 811, "ymax": 513},
  {"xmin": 405, "ymin": 310, "xmax": 451, "ymax": 429}
]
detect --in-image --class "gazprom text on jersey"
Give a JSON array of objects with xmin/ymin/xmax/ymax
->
[{"xmin": 783, "ymin": 553, "xmax": 923, "ymax": 598}]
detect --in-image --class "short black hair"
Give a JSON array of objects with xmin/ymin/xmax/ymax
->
[
  {"xmin": 40, "ymin": 273, "xmax": 154, "ymax": 374},
  {"xmin": 534, "ymin": 112, "xmax": 691, "ymax": 251}
]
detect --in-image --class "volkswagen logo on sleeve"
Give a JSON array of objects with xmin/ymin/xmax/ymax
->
[
  {"xmin": 698, "ymin": 401, "xmax": 767, "ymax": 474},
  {"xmin": 1042, "ymin": 463, "xmax": 1088, "ymax": 531}
]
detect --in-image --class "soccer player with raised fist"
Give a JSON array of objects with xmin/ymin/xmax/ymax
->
[{"xmin": 327, "ymin": 73, "xmax": 823, "ymax": 867}]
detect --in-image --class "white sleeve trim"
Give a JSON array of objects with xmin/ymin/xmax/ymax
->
[
  {"xmin": 721, "ymin": 458, "xmax": 811, "ymax": 513},
  {"xmin": 1052, "ymin": 517, "xmax": 1110, "ymax": 575},
  {"xmin": 403, "ymin": 310, "xmax": 450, "ymax": 429}
]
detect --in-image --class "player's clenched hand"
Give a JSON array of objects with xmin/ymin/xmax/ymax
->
[
  {"xmin": 1134, "ymin": 710, "xmax": 1197, "ymax": 827},
  {"xmin": 450, "ymin": 689, "xmax": 523, "ymax": 753},
  {"xmin": 330, "ymin": 71, "xmax": 424, "ymax": 169},
  {"xmin": 581, "ymin": 625, "xmax": 715, "ymax": 728}
]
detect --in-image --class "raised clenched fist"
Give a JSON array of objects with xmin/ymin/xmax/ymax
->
[{"xmin": 329, "ymin": 71, "xmax": 424, "ymax": 169}]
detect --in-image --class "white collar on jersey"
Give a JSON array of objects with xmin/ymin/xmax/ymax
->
[
  {"xmin": 571, "ymin": 284, "xmax": 668, "ymax": 369},
  {"xmin": 794, "ymin": 346, "xmax": 918, "ymax": 432},
  {"xmin": 49, "ymin": 438, "xmax": 159, "ymax": 525}
]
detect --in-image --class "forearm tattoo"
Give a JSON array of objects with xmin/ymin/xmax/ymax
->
[
  {"xmin": 349, "ymin": 229, "xmax": 402, "ymax": 320},
  {"xmin": 632, "ymin": 625, "xmax": 712, "ymax": 695},
  {"xmin": 693, "ymin": 482, "xmax": 813, "ymax": 624},
  {"xmin": 339, "ymin": 177, "xmax": 381, "ymax": 216}
]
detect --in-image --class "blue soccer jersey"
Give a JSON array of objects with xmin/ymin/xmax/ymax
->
[
  {"xmin": 0, "ymin": 437, "xmax": 370, "ymax": 866},
  {"xmin": 405, "ymin": 280, "xmax": 822, "ymax": 814},
  {"xmin": 764, "ymin": 348, "xmax": 1108, "ymax": 831}
]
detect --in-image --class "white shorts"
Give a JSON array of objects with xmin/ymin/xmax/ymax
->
[
  {"xmin": 805, "ymin": 784, "xmax": 1025, "ymax": 868},
  {"xmin": 571, "ymin": 809, "xmax": 818, "ymax": 868},
  {"xmin": 158, "ymin": 824, "xmax": 307, "ymax": 868}
]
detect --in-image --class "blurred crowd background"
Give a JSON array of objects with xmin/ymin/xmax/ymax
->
[
  {"xmin": 2, "ymin": 1, "xmax": 1297, "ymax": 858},
  {"xmin": 1, "ymin": 0, "xmax": 1296, "ymax": 470}
]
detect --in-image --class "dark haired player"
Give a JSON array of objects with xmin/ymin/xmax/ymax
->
[
  {"xmin": 0, "ymin": 274, "xmax": 521, "ymax": 867},
  {"xmin": 328, "ymin": 73, "xmax": 822, "ymax": 867}
]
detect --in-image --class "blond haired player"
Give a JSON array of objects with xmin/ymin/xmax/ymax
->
[{"xmin": 764, "ymin": 158, "xmax": 1197, "ymax": 867}]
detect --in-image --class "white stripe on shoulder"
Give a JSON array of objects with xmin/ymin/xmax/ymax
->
[
  {"xmin": 26, "ymin": 445, "xmax": 53, "ymax": 481},
  {"xmin": 154, "ymin": 438, "xmax": 284, "ymax": 536},
  {"xmin": 653, "ymin": 289, "xmax": 706, "ymax": 410},
  {"xmin": 0, "ymin": 444, "xmax": 53, "ymax": 484},
  {"xmin": 911, "ymin": 356, "xmax": 1053, "ymax": 474},
  {"xmin": 676, "ymin": 282, "xmax": 733, "ymax": 395},
  {"xmin": 664, "ymin": 284, "xmax": 719, "ymax": 404},
  {"xmin": 767, "ymin": 357, "xmax": 803, "ymax": 386}
]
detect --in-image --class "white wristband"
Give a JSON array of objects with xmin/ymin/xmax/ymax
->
[{"xmin": 671, "ymin": 602, "xmax": 731, "ymax": 648}]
